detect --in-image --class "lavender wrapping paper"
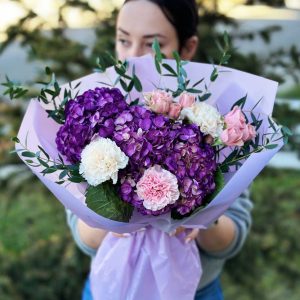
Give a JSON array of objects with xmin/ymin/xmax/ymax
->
[{"xmin": 17, "ymin": 55, "xmax": 283, "ymax": 299}]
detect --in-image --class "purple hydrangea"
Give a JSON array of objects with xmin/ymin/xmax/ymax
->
[
  {"xmin": 56, "ymin": 87, "xmax": 128, "ymax": 163},
  {"xmin": 117, "ymin": 112, "xmax": 216, "ymax": 216},
  {"xmin": 56, "ymin": 87, "xmax": 217, "ymax": 216}
]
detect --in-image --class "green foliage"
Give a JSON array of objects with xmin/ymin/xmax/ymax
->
[
  {"xmin": 223, "ymin": 168, "xmax": 300, "ymax": 300},
  {"xmin": 278, "ymin": 85, "xmax": 300, "ymax": 99},
  {"xmin": 86, "ymin": 182, "xmax": 134, "ymax": 222},
  {"xmin": 0, "ymin": 181, "xmax": 90, "ymax": 300}
]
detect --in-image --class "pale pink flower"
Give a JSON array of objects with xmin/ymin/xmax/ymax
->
[
  {"xmin": 224, "ymin": 106, "xmax": 246, "ymax": 128},
  {"xmin": 136, "ymin": 165, "xmax": 180, "ymax": 211},
  {"xmin": 168, "ymin": 103, "xmax": 182, "ymax": 119},
  {"xmin": 243, "ymin": 124, "xmax": 257, "ymax": 141},
  {"xmin": 220, "ymin": 127, "xmax": 244, "ymax": 147},
  {"xmin": 221, "ymin": 106, "xmax": 257, "ymax": 146},
  {"xmin": 179, "ymin": 92, "xmax": 196, "ymax": 108},
  {"xmin": 144, "ymin": 90, "xmax": 173, "ymax": 114}
]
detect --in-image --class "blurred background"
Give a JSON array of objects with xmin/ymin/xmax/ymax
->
[{"xmin": 0, "ymin": 0, "xmax": 300, "ymax": 299}]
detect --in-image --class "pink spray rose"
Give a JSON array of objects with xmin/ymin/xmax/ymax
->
[
  {"xmin": 224, "ymin": 106, "xmax": 246, "ymax": 128},
  {"xmin": 221, "ymin": 106, "xmax": 256, "ymax": 146},
  {"xmin": 168, "ymin": 103, "xmax": 182, "ymax": 119},
  {"xmin": 221, "ymin": 127, "xmax": 245, "ymax": 147},
  {"xmin": 144, "ymin": 90, "xmax": 173, "ymax": 114},
  {"xmin": 243, "ymin": 124, "xmax": 257, "ymax": 141},
  {"xmin": 179, "ymin": 92, "xmax": 196, "ymax": 108},
  {"xmin": 136, "ymin": 165, "xmax": 180, "ymax": 211}
]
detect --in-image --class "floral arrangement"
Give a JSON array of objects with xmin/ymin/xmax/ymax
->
[{"xmin": 10, "ymin": 39, "xmax": 290, "ymax": 223}]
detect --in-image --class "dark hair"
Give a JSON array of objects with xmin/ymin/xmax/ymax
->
[{"xmin": 123, "ymin": 0, "xmax": 199, "ymax": 50}]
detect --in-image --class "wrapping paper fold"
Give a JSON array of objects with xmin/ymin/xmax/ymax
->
[{"xmin": 17, "ymin": 55, "xmax": 283, "ymax": 300}]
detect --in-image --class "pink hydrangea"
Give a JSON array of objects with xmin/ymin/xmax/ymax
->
[{"xmin": 136, "ymin": 165, "xmax": 180, "ymax": 211}]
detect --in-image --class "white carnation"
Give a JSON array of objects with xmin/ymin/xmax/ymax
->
[
  {"xmin": 181, "ymin": 102, "xmax": 224, "ymax": 138},
  {"xmin": 79, "ymin": 138, "xmax": 129, "ymax": 186}
]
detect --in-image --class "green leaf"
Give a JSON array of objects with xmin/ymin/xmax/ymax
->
[
  {"xmin": 21, "ymin": 151, "xmax": 36, "ymax": 158},
  {"xmin": 162, "ymin": 63, "xmax": 177, "ymax": 76},
  {"xmin": 41, "ymin": 167, "xmax": 57, "ymax": 174},
  {"xmin": 37, "ymin": 158, "xmax": 49, "ymax": 168},
  {"xmin": 154, "ymin": 58, "xmax": 162, "ymax": 74},
  {"xmin": 268, "ymin": 116, "xmax": 277, "ymax": 132},
  {"xmin": 224, "ymin": 31, "xmax": 229, "ymax": 47},
  {"xmin": 86, "ymin": 182, "xmax": 134, "ymax": 222},
  {"xmin": 172, "ymin": 51, "xmax": 181, "ymax": 65},
  {"xmin": 129, "ymin": 98, "xmax": 139, "ymax": 106},
  {"xmin": 152, "ymin": 39, "xmax": 162, "ymax": 61},
  {"xmin": 127, "ymin": 80, "xmax": 134, "ymax": 92},
  {"xmin": 59, "ymin": 170, "xmax": 69, "ymax": 180},
  {"xmin": 45, "ymin": 66, "xmax": 51, "ymax": 75},
  {"xmin": 231, "ymin": 94, "xmax": 247, "ymax": 110},
  {"xmin": 198, "ymin": 93, "xmax": 212, "ymax": 102},
  {"xmin": 133, "ymin": 75, "xmax": 142, "ymax": 92},
  {"xmin": 192, "ymin": 78, "xmax": 204, "ymax": 88},
  {"xmin": 204, "ymin": 168, "xmax": 225, "ymax": 203},
  {"xmin": 11, "ymin": 136, "xmax": 20, "ymax": 143},
  {"xmin": 210, "ymin": 67, "xmax": 218, "ymax": 82},
  {"xmin": 120, "ymin": 79, "xmax": 128, "ymax": 92},
  {"xmin": 281, "ymin": 126, "xmax": 293, "ymax": 136},
  {"xmin": 265, "ymin": 144, "xmax": 278, "ymax": 150}
]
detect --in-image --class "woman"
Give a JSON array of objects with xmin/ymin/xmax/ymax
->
[{"xmin": 67, "ymin": 1, "xmax": 253, "ymax": 299}]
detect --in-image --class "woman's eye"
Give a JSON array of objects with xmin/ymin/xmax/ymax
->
[
  {"xmin": 146, "ymin": 42, "xmax": 163, "ymax": 48},
  {"xmin": 118, "ymin": 39, "xmax": 130, "ymax": 47}
]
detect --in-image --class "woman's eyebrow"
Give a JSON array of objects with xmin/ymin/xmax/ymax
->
[
  {"xmin": 143, "ymin": 34, "xmax": 167, "ymax": 39},
  {"xmin": 117, "ymin": 27, "xmax": 130, "ymax": 35},
  {"xmin": 117, "ymin": 27, "xmax": 166, "ymax": 39}
]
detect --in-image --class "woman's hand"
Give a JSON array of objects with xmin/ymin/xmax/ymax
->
[
  {"xmin": 196, "ymin": 215, "xmax": 236, "ymax": 253},
  {"xmin": 169, "ymin": 227, "xmax": 199, "ymax": 243},
  {"xmin": 77, "ymin": 219, "xmax": 108, "ymax": 249}
]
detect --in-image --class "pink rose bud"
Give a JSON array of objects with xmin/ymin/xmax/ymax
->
[
  {"xmin": 168, "ymin": 103, "xmax": 182, "ymax": 119},
  {"xmin": 179, "ymin": 92, "xmax": 196, "ymax": 108},
  {"xmin": 144, "ymin": 90, "xmax": 173, "ymax": 114},
  {"xmin": 224, "ymin": 106, "xmax": 246, "ymax": 128},
  {"xmin": 221, "ymin": 127, "xmax": 244, "ymax": 147},
  {"xmin": 243, "ymin": 124, "xmax": 256, "ymax": 141}
]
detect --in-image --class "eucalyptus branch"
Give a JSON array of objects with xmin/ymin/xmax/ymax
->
[
  {"xmin": 1, "ymin": 75, "xmax": 29, "ymax": 100},
  {"xmin": 11, "ymin": 136, "xmax": 84, "ymax": 184}
]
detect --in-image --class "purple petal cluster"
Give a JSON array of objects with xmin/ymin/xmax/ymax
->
[
  {"xmin": 56, "ymin": 87, "xmax": 127, "ymax": 163},
  {"xmin": 56, "ymin": 87, "xmax": 217, "ymax": 216},
  {"xmin": 117, "ymin": 114, "xmax": 217, "ymax": 216}
]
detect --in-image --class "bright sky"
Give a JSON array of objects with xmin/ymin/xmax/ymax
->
[{"xmin": 0, "ymin": 0, "xmax": 299, "ymax": 42}]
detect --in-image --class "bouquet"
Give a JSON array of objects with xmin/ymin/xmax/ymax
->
[{"xmin": 13, "ymin": 41, "xmax": 289, "ymax": 300}]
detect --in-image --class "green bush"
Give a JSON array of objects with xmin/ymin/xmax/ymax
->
[
  {"xmin": 223, "ymin": 168, "xmax": 300, "ymax": 299},
  {"xmin": 0, "ymin": 181, "xmax": 90, "ymax": 300}
]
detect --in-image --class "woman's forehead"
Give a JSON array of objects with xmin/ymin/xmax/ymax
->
[{"xmin": 116, "ymin": 1, "xmax": 176, "ymax": 38}]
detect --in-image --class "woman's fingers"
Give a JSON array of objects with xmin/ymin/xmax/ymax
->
[
  {"xmin": 112, "ymin": 232, "xmax": 131, "ymax": 238},
  {"xmin": 169, "ymin": 226, "xmax": 185, "ymax": 236},
  {"xmin": 184, "ymin": 228, "xmax": 199, "ymax": 244}
]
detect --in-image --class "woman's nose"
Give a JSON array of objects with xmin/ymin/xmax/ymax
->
[{"xmin": 128, "ymin": 44, "xmax": 145, "ymax": 58}]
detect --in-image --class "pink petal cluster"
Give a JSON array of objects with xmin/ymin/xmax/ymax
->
[
  {"xmin": 144, "ymin": 90, "xmax": 173, "ymax": 114},
  {"xmin": 179, "ymin": 92, "xmax": 196, "ymax": 108},
  {"xmin": 144, "ymin": 90, "xmax": 195, "ymax": 120},
  {"xmin": 221, "ymin": 106, "xmax": 256, "ymax": 146},
  {"xmin": 136, "ymin": 165, "xmax": 180, "ymax": 211}
]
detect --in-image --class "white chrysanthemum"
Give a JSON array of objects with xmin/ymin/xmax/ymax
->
[
  {"xmin": 79, "ymin": 138, "xmax": 129, "ymax": 186},
  {"xmin": 181, "ymin": 102, "xmax": 224, "ymax": 138}
]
